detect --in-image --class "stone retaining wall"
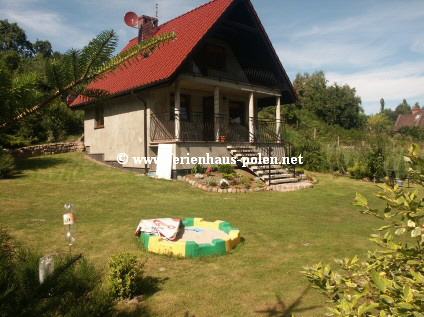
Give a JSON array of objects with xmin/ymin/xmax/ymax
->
[{"xmin": 6, "ymin": 141, "xmax": 85, "ymax": 159}]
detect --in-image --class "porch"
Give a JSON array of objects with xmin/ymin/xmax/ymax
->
[{"xmin": 149, "ymin": 78, "xmax": 286, "ymax": 145}]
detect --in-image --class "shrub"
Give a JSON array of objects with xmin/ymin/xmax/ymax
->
[
  {"xmin": 0, "ymin": 150, "xmax": 17, "ymax": 179},
  {"xmin": 191, "ymin": 164, "xmax": 205, "ymax": 174},
  {"xmin": 204, "ymin": 177, "xmax": 218, "ymax": 187},
  {"xmin": 296, "ymin": 141, "xmax": 327, "ymax": 172},
  {"xmin": 0, "ymin": 229, "xmax": 112, "ymax": 316},
  {"xmin": 303, "ymin": 144, "xmax": 424, "ymax": 317},
  {"xmin": 240, "ymin": 176, "xmax": 251, "ymax": 189},
  {"xmin": 222, "ymin": 173, "xmax": 234, "ymax": 180},
  {"xmin": 108, "ymin": 253, "xmax": 144, "ymax": 300},
  {"xmin": 210, "ymin": 165, "xmax": 219, "ymax": 172},
  {"xmin": 218, "ymin": 164, "xmax": 234, "ymax": 175},
  {"xmin": 347, "ymin": 162, "xmax": 368, "ymax": 179},
  {"xmin": 365, "ymin": 145, "xmax": 385, "ymax": 178}
]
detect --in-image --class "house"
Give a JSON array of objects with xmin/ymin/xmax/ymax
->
[
  {"xmin": 70, "ymin": 0, "xmax": 298, "ymax": 183},
  {"xmin": 394, "ymin": 107, "xmax": 424, "ymax": 131}
]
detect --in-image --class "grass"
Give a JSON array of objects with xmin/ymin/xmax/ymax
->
[{"xmin": 1, "ymin": 152, "xmax": 392, "ymax": 316}]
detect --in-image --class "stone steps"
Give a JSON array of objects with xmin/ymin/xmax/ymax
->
[{"xmin": 227, "ymin": 145, "xmax": 299, "ymax": 185}]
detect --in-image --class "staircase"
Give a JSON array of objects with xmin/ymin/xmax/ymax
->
[{"xmin": 227, "ymin": 144, "xmax": 299, "ymax": 185}]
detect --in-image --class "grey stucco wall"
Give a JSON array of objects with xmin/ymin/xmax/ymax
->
[{"xmin": 84, "ymin": 95, "xmax": 146, "ymax": 168}]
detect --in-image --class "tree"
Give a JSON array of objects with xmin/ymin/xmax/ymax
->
[
  {"xmin": 395, "ymin": 99, "xmax": 411, "ymax": 115},
  {"xmin": 0, "ymin": 19, "xmax": 33, "ymax": 57},
  {"xmin": 0, "ymin": 30, "xmax": 176, "ymax": 129},
  {"xmin": 294, "ymin": 71, "xmax": 364, "ymax": 129},
  {"xmin": 367, "ymin": 113, "xmax": 391, "ymax": 134},
  {"xmin": 304, "ymin": 145, "xmax": 424, "ymax": 316},
  {"xmin": 380, "ymin": 98, "xmax": 385, "ymax": 113},
  {"xmin": 413, "ymin": 102, "xmax": 420, "ymax": 111},
  {"xmin": 33, "ymin": 40, "xmax": 53, "ymax": 58}
]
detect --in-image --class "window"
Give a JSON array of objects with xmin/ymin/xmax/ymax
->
[
  {"xmin": 170, "ymin": 94, "xmax": 191, "ymax": 121},
  {"xmin": 94, "ymin": 105, "xmax": 104, "ymax": 129},
  {"xmin": 205, "ymin": 44, "xmax": 226, "ymax": 71}
]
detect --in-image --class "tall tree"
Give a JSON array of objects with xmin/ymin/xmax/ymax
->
[
  {"xmin": 0, "ymin": 30, "xmax": 175, "ymax": 129},
  {"xmin": 380, "ymin": 98, "xmax": 385, "ymax": 113},
  {"xmin": 33, "ymin": 40, "xmax": 53, "ymax": 58},
  {"xmin": 293, "ymin": 71, "xmax": 364, "ymax": 129},
  {"xmin": 0, "ymin": 19, "xmax": 33, "ymax": 57},
  {"xmin": 395, "ymin": 99, "xmax": 411, "ymax": 115}
]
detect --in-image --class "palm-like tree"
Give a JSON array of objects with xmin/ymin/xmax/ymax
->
[{"xmin": 0, "ymin": 30, "xmax": 175, "ymax": 129}]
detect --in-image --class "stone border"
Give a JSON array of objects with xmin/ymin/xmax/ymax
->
[{"xmin": 177, "ymin": 175, "xmax": 313, "ymax": 193}]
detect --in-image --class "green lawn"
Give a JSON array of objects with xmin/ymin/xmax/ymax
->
[{"xmin": 1, "ymin": 152, "xmax": 388, "ymax": 316}]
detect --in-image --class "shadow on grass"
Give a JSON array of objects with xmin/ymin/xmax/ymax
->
[
  {"xmin": 112, "ymin": 305, "xmax": 151, "ymax": 317},
  {"xmin": 139, "ymin": 276, "xmax": 169, "ymax": 298},
  {"xmin": 256, "ymin": 286, "xmax": 321, "ymax": 317},
  {"xmin": 110, "ymin": 276, "xmax": 168, "ymax": 317},
  {"xmin": 15, "ymin": 156, "xmax": 68, "ymax": 173}
]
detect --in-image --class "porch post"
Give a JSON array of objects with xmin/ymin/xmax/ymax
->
[
  {"xmin": 276, "ymin": 96, "xmax": 281, "ymax": 138},
  {"xmin": 248, "ymin": 92, "xmax": 255, "ymax": 143},
  {"xmin": 174, "ymin": 80, "xmax": 181, "ymax": 141},
  {"xmin": 214, "ymin": 86, "xmax": 220, "ymax": 141}
]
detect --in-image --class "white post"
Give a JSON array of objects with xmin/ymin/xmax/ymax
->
[
  {"xmin": 174, "ymin": 80, "xmax": 181, "ymax": 141},
  {"xmin": 214, "ymin": 86, "xmax": 220, "ymax": 141},
  {"xmin": 249, "ymin": 92, "xmax": 255, "ymax": 143},
  {"xmin": 276, "ymin": 96, "xmax": 281, "ymax": 135}
]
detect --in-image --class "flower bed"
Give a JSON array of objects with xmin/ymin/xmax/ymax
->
[{"xmin": 176, "ymin": 164, "xmax": 314, "ymax": 193}]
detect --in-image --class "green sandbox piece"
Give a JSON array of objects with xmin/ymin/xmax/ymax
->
[
  {"xmin": 138, "ymin": 233, "xmax": 150, "ymax": 249},
  {"xmin": 184, "ymin": 239, "xmax": 227, "ymax": 258},
  {"xmin": 182, "ymin": 218, "xmax": 194, "ymax": 227}
]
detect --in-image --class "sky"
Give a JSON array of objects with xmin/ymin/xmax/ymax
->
[{"xmin": 1, "ymin": 0, "xmax": 423, "ymax": 114}]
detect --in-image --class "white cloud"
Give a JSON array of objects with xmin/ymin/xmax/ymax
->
[
  {"xmin": 326, "ymin": 61, "xmax": 424, "ymax": 113},
  {"xmin": 0, "ymin": 0, "xmax": 94, "ymax": 50}
]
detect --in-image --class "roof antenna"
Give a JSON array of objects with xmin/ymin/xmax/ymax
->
[{"xmin": 156, "ymin": 3, "xmax": 159, "ymax": 18}]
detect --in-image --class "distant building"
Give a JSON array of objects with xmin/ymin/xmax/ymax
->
[{"xmin": 394, "ymin": 107, "xmax": 424, "ymax": 130}]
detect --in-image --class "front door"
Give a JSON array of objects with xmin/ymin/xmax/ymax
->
[{"xmin": 203, "ymin": 96, "xmax": 215, "ymax": 141}]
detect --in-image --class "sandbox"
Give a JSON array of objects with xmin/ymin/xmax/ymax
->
[{"xmin": 138, "ymin": 218, "xmax": 241, "ymax": 258}]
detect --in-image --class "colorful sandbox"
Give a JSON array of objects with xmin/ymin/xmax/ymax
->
[{"xmin": 137, "ymin": 218, "xmax": 241, "ymax": 258}]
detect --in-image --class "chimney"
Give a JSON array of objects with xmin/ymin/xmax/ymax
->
[
  {"xmin": 412, "ymin": 107, "xmax": 420, "ymax": 115},
  {"xmin": 138, "ymin": 15, "xmax": 159, "ymax": 43}
]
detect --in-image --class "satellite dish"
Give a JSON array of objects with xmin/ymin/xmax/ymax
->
[{"xmin": 124, "ymin": 12, "xmax": 139, "ymax": 28}]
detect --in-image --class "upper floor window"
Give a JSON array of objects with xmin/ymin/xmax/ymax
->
[
  {"xmin": 170, "ymin": 94, "xmax": 191, "ymax": 121},
  {"xmin": 94, "ymin": 105, "xmax": 104, "ymax": 129},
  {"xmin": 205, "ymin": 44, "xmax": 226, "ymax": 71}
]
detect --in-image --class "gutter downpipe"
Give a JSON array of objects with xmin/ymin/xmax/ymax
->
[{"xmin": 131, "ymin": 92, "xmax": 149, "ymax": 173}]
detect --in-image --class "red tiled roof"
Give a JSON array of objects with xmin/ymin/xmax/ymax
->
[
  {"xmin": 71, "ymin": 0, "xmax": 234, "ymax": 107},
  {"xmin": 394, "ymin": 110, "xmax": 424, "ymax": 130}
]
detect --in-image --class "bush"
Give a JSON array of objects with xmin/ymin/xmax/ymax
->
[
  {"xmin": 108, "ymin": 253, "xmax": 144, "ymax": 300},
  {"xmin": 191, "ymin": 164, "xmax": 205, "ymax": 174},
  {"xmin": 365, "ymin": 145, "xmax": 385, "ymax": 178},
  {"xmin": 218, "ymin": 164, "xmax": 234, "ymax": 175},
  {"xmin": 204, "ymin": 177, "xmax": 218, "ymax": 187},
  {"xmin": 303, "ymin": 144, "xmax": 424, "ymax": 317},
  {"xmin": 296, "ymin": 141, "xmax": 327, "ymax": 172},
  {"xmin": 222, "ymin": 173, "xmax": 234, "ymax": 180},
  {"xmin": 0, "ymin": 229, "xmax": 112, "ymax": 316},
  {"xmin": 347, "ymin": 162, "xmax": 368, "ymax": 179},
  {"xmin": 0, "ymin": 150, "xmax": 17, "ymax": 179}
]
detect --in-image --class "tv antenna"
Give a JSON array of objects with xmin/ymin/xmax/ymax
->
[{"xmin": 156, "ymin": 3, "xmax": 159, "ymax": 18}]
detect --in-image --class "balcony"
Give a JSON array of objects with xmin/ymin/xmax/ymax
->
[{"xmin": 150, "ymin": 112, "xmax": 285, "ymax": 144}]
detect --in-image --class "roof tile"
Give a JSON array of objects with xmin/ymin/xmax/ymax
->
[{"xmin": 71, "ymin": 0, "xmax": 233, "ymax": 106}]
